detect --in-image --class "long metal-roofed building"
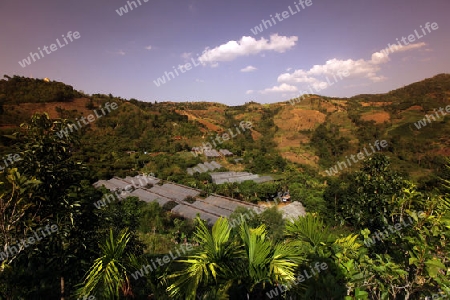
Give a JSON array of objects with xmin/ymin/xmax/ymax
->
[
  {"xmin": 204, "ymin": 149, "xmax": 221, "ymax": 158},
  {"xmin": 219, "ymin": 149, "xmax": 233, "ymax": 156},
  {"xmin": 210, "ymin": 172, "xmax": 273, "ymax": 184},
  {"xmin": 187, "ymin": 161, "xmax": 222, "ymax": 175},
  {"xmin": 93, "ymin": 174, "xmax": 261, "ymax": 225}
]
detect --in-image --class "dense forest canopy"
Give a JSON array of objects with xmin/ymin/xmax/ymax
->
[{"xmin": 0, "ymin": 75, "xmax": 81, "ymax": 104}]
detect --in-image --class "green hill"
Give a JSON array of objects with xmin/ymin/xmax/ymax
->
[{"xmin": 1, "ymin": 74, "xmax": 449, "ymax": 181}]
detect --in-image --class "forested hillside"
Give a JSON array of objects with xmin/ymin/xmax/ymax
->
[
  {"xmin": 1, "ymin": 74, "xmax": 450, "ymax": 181},
  {"xmin": 0, "ymin": 75, "xmax": 81, "ymax": 104}
]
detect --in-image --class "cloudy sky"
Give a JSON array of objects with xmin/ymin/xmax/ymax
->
[{"xmin": 1, "ymin": 0, "xmax": 449, "ymax": 105}]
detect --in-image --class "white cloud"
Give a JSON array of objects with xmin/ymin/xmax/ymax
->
[
  {"xmin": 278, "ymin": 42, "xmax": 427, "ymax": 85},
  {"xmin": 260, "ymin": 83, "xmax": 298, "ymax": 94},
  {"xmin": 278, "ymin": 69, "xmax": 317, "ymax": 83},
  {"xmin": 370, "ymin": 52, "xmax": 389, "ymax": 64},
  {"xmin": 181, "ymin": 52, "xmax": 192, "ymax": 60},
  {"xmin": 370, "ymin": 75, "xmax": 388, "ymax": 82},
  {"xmin": 371, "ymin": 42, "xmax": 426, "ymax": 64},
  {"xmin": 394, "ymin": 42, "xmax": 426, "ymax": 53},
  {"xmin": 198, "ymin": 34, "xmax": 298, "ymax": 66},
  {"xmin": 195, "ymin": 78, "xmax": 204, "ymax": 83},
  {"xmin": 246, "ymin": 90, "xmax": 254, "ymax": 95},
  {"xmin": 145, "ymin": 45, "xmax": 152, "ymax": 50},
  {"xmin": 241, "ymin": 65, "xmax": 257, "ymax": 72}
]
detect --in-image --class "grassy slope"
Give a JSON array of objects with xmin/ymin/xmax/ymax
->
[{"xmin": 272, "ymin": 74, "xmax": 450, "ymax": 177}]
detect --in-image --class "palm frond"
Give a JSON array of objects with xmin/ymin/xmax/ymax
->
[
  {"xmin": 167, "ymin": 217, "xmax": 238, "ymax": 299},
  {"xmin": 285, "ymin": 214, "xmax": 331, "ymax": 248},
  {"xmin": 76, "ymin": 228, "xmax": 132, "ymax": 299},
  {"xmin": 332, "ymin": 234, "xmax": 363, "ymax": 258},
  {"xmin": 239, "ymin": 219, "xmax": 302, "ymax": 290}
]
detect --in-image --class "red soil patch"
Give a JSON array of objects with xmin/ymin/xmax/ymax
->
[
  {"xmin": 177, "ymin": 108, "xmax": 227, "ymax": 132},
  {"xmin": 361, "ymin": 102, "xmax": 392, "ymax": 107},
  {"xmin": 361, "ymin": 111, "xmax": 390, "ymax": 124},
  {"xmin": 276, "ymin": 134, "xmax": 310, "ymax": 148},
  {"xmin": 235, "ymin": 113, "xmax": 261, "ymax": 123},
  {"xmin": 251, "ymin": 129, "xmax": 262, "ymax": 141},
  {"xmin": 176, "ymin": 110, "xmax": 198, "ymax": 120},
  {"xmin": 274, "ymin": 107, "xmax": 325, "ymax": 156},
  {"xmin": 281, "ymin": 151, "xmax": 319, "ymax": 166},
  {"xmin": 275, "ymin": 108, "xmax": 326, "ymax": 131},
  {"xmin": 196, "ymin": 119, "xmax": 222, "ymax": 132},
  {"xmin": 406, "ymin": 105, "xmax": 423, "ymax": 111},
  {"xmin": 4, "ymin": 98, "xmax": 97, "ymax": 120},
  {"xmin": 433, "ymin": 147, "xmax": 450, "ymax": 156}
]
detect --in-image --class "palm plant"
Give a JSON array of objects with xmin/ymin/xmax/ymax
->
[
  {"xmin": 284, "ymin": 214, "xmax": 351, "ymax": 299},
  {"xmin": 166, "ymin": 217, "xmax": 240, "ymax": 299},
  {"xmin": 285, "ymin": 214, "xmax": 332, "ymax": 250},
  {"xmin": 76, "ymin": 229, "xmax": 135, "ymax": 299},
  {"xmin": 235, "ymin": 219, "xmax": 304, "ymax": 298},
  {"xmin": 168, "ymin": 215, "xmax": 304, "ymax": 299}
]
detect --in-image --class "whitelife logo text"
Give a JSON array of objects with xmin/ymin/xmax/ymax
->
[
  {"xmin": 19, "ymin": 31, "xmax": 80, "ymax": 68},
  {"xmin": 56, "ymin": 102, "xmax": 118, "ymax": 139}
]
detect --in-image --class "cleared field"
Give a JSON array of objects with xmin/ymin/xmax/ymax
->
[{"xmin": 361, "ymin": 111, "xmax": 391, "ymax": 124}]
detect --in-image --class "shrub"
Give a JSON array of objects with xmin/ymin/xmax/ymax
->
[
  {"xmin": 183, "ymin": 196, "xmax": 196, "ymax": 204},
  {"xmin": 163, "ymin": 201, "xmax": 178, "ymax": 211}
]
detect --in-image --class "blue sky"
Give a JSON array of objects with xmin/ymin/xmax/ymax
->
[{"xmin": 1, "ymin": 0, "xmax": 449, "ymax": 105}]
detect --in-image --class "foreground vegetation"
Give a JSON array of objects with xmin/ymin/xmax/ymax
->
[{"xmin": 0, "ymin": 112, "xmax": 448, "ymax": 299}]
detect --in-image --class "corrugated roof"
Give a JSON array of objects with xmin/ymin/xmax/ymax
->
[
  {"xmin": 171, "ymin": 205, "xmax": 218, "ymax": 225},
  {"xmin": 130, "ymin": 189, "xmax": 172, "ymax": 206},
  {"xmin": 93, "ymin": 175, "xmax": 262, "ymax": 225}
]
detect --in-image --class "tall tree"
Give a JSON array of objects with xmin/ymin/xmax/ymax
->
[
  {"xmin": 5, "ymin": 113, "xmax": 102, "ymax": 299},
  {"xmin": 325, "ymin": 154, "xmax": 408, "ymax": 231}
]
